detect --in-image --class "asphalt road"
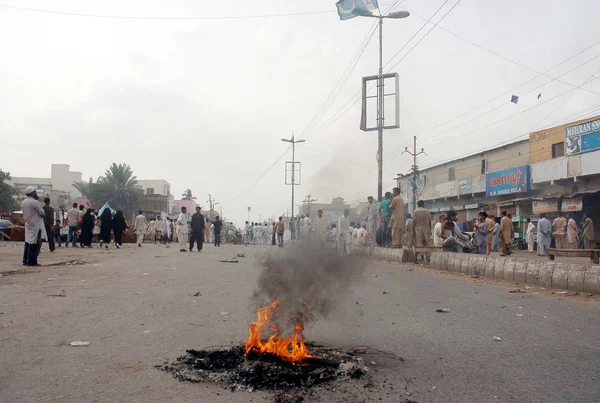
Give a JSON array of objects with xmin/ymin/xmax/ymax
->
[{"xmin": 0, "ymin": 241, "xmax": 599, "ymax": 403}]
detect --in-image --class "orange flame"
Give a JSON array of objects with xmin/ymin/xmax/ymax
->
[{"xmin": 244, "ymin": 299, "xmax": 311, "ymax": 364}]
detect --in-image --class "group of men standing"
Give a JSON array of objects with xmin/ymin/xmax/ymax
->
[
  {"xmin": 172, "ymin": 206, "xmax": 223, "ymax": 252},
  {"xmin": 534, "ymin": 212, "xmax": 595, "ymax": 255}
]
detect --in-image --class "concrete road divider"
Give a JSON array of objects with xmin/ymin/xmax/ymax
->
[{"xmin": 351, "ymin": 246, "xmax": 600, "ymax": 292}]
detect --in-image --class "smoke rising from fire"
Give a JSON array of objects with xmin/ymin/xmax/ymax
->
[{"xmin": 252, "ymin": 240, "xmax": 365, "ymax": 332}]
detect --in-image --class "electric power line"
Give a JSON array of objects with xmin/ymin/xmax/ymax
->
[{"xmin": 0, "ymin": 3, "xmax": 335, "ymax": 20}]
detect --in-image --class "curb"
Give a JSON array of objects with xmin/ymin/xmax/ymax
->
[{"xmin": 351, "ymin": 246, "xmax": 598, "ymax": 292}]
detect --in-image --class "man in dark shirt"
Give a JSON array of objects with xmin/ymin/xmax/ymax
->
[
  {"xmin": 212, "ymin": 216, "xmax": 223, "ymax": 247},
  {"xmin": 42, "ymin": 197, "xmax": 55, "ymax": 252},
  {"xmin": 189, "ymin": 207, "xmax": 205, "ymax": 252}
]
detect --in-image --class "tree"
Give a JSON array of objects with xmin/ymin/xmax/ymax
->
[
  {"xmin": 182, "ymin": 189, "xmax": 196, "ymax": 200},
  {"xmin": 73, "ymin": 163, "xmax": 143, "ymax": 216},
  {"xmin": 0, "ymin": 169, "xmax": 19, "ymax": 211}
]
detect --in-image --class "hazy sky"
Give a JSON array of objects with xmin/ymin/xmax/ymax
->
[{"xmin": 2, "ymin": 0, "xmax": 600, "ymax": 224}]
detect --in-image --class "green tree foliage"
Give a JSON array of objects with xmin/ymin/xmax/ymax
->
[
  {"xmin": 73, "ymin": 163, "xmax": 143, "ymax": 216},
  {"xmin": 0, "ymin": 169, "xmax": 19, "ymax": 211},
  {"xmin": 181, "ymin": 189, "xmax": 196, "ymax": 200}
]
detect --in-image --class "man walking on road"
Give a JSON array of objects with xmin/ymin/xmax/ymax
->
[
  {"xmin": 134, "ymin": 211, "xmax": 148, "ymax": 247},
  {"xmin": 499, "ymin": 211, "xmax": 513, "ymax": 256},
  {"xmin": 552, "ymin": 213, "xmax": 567, "ymax": 249},
  {"xmin": 189, "ymin": 207, "xmax": 205, "ymax": 252},
  {"xmin": 389, "ymin": 187, "xmax": 405, "ymax": 248},
  {"xmin": 537, "ymin": 213, "xmax": 552, "ymax": 255},
  {"xmin": 42, "ymin": 197, "xmax": 55, "ymax": 252},
  {"xmin": 212, "ymin": 216, "xmax": 223, "ymax": 247},
  {"xmin": 66, "ymin": 202, "xmax": 79, "ymax": 247},
  {"xmin": 177, "ymin": 207, "xmax": 189, "ymax": 252},
  {"xmin": 21, "ymin": 187, "xmax": 46, "ymax": 266},
  {"xmin": 582, "ymin": 212, "xmax": 595, "ymax": 249}
]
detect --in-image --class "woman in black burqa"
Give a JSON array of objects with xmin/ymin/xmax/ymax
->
[
  {"xmin": 112, "ymin": 210, "xmax": 127, "ymax": 249},
  {"xmin": 80, "ymin": 208, "xmax": 95, "ymax": 247},
  {"xmin": 99, "ymin": 208, "xmax": 112, "ymax": 248}
]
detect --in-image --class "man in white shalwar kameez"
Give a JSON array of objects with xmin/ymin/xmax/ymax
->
[
  {"xmin": 365, "ymin": 196, "xmax": 379, "ymax": 245},
  {"xmin": 21, "ymin": 186, "xmax": 47, "ymax": 266},
  {"xmin": 537, "ymin": 213, "xmax": 552, "ymax": 256},
  {"xmin": 177, "ymin": 207, "xmax": 189, "ymax": 252},
  {"xmin": 337, "ymin": 209, "xmax": 350, "ymax": 255},
  {"xmin": 134, "ymin": 211, "xmax": 149, "ymax": 247},
  {"xmin": 313, "ymin": 210, "xmax": 328, "ymax": 243}
]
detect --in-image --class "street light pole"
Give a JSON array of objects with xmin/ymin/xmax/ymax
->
[
  {"xmin": 359, "ymin": 9, "xmax": 410, "ymax": 202},
  {"xmin": 282, "ymin": 135, "xmax": 306, "ymax": 225},
  {"xmin": 377, "ymin": 15, "xmax": 384, "ymax": 203}
]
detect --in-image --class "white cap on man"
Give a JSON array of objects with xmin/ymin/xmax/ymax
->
[{"xmin": 24, "ymin": 186, "xmax": 36, "ymax": 194}]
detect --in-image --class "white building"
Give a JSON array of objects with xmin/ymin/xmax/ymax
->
[
  {"xmin": 8, "ymin": 164, "xmax": 83, "ymax": 208},
  {"xmin": 137, "ymin": 179, "xmax": 174, "ymax": 215}
]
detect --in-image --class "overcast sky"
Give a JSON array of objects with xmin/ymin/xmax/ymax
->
[{"xmin": 2, "ymin": 0, "xmax": 600, "ymax": 224}]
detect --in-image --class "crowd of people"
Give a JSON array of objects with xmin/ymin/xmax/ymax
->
[{"xmin": 19, "ymin": 183, "xmax": 597, "ymax": 266}]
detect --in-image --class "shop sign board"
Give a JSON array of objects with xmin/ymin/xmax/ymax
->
[
  {"xmin": 486, "ymin": 165, "xmax": 530, "ymax": 197},
  {"xmin": 566, "ymin": 118, "xmax": 600, "ymax": 156},
  {"xmin": 532, "ymin": 199, "xmax": 558, "ymax": 214},
  {"xmin": 561, "ymin": 197, "xmax": 583, "ymax": 212},
  {"xmin": 464, "ymin": 203, "xmax": 480, "ymax": 209}
]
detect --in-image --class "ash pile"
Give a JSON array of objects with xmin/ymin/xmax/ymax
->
[{"xmin": 162, "ymin": 343, "xmax": 367, "ymax": 392}]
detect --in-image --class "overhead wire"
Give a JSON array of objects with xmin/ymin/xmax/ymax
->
[
  {"xmin": 220, "ymin": 1, "xmax": 402, "ymax": 205},
  {"xmin": 0, "ymin": 3, "xmax": 335, "ymax": 20},
  {"xmin": 303, "ymin": 0, "xmax": 457, "ymax": 140},
  {"xmin": 415, "ymin": 51, "xmax": 600, "ymax": 147},
  {"xmin": 414, "ymin": 102, "xmax": 600, "ymax": 173},
  {"xmin": 387, "ymin": 41, "xmax": 600, "ymax": 159},
  {"xmin": 423, "ymin": 72, "xmax": 600, "ymax": 148},
  {"xmin": 298, "ymin": 0, "xmax": 403, "ymax": 139}
]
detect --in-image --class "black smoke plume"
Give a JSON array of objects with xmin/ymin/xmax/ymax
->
[{"xmin": 251, "ymin": 240, "xmax": 365, "ymax": 333}]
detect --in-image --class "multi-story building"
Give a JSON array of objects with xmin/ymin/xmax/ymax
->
[
  {"xmin": 395, "ymin": 114, "xmax": 600, "ymax": 242},
  {"xmin": 396, "ymin": 139, "xmax": 530, "ymax": 226},
  {"xmin": 529, "ymin": 115, "xmax": 600, "ymax": 241}
]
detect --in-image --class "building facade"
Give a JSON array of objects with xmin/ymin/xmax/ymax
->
[
  {"xmin": 8, "ymin": 164, "xmax": 83, "ymax": 209},
  {"xmin": 137, "ymin": 179, "xmax": 174, "ymax": 216},
  {"xmin": 395, "ymin": 115, "xmax": 600, "ymax": 242}
]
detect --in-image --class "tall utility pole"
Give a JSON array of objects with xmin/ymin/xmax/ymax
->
[
  {"xmin": 207, "ymin": 194, "xmax": 214, "ymax": 220},
  {"xmin": 282, "ymin": 135, "xmax": 305, "ymax": 225},
  {"xmin": 402, "ymin": 136, "xmax": 427, "ymax": 212},
  {"xmin": 356, "ymin": 10, "xmax": 410, "ymax": 202},
  {"xmin": 302, "ymin": 195, "xmax": 317, "ymax": 217}
]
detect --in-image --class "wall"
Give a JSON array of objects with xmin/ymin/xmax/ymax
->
[
  {"xmin": 51, "ymin": 164, "xmax": 83, "ymax": 198},
  {"xmin": 399, "ymin": 140, "xmax": 529, "ymax": 203},
  {"xmin": 529, "ymin": 114, "xmax": 600, "ymax": 164},
  {"xmin": 531, "ymin": 157, "xmax": 568, "ymax": 183},
  {"xmin": 8, "ymin": 177, "xmax": 53, "ymax": 194},
  {"xmin": 138, "ymin": 180, "xmax": 171, "ymax": 196}
]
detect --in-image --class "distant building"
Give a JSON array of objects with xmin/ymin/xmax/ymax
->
[
  {"xmin": 8, "ymin": 164, "xmax": 83, "ymax": 209},
  {"xmin": 172, "ymin": 199, "xmax": 197, "ymax": 216},
  {"xmin": 299, "ymin": 197, "xmax": 350, "ymax": 224},
  {"xmin": 138, "ymin": 179, "xmax": 174, "ymax": 217}
]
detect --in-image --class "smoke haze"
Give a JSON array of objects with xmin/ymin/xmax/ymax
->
[{"xmin": 251, "ymin": 240, "xmax": 365, "ymax": 333}]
